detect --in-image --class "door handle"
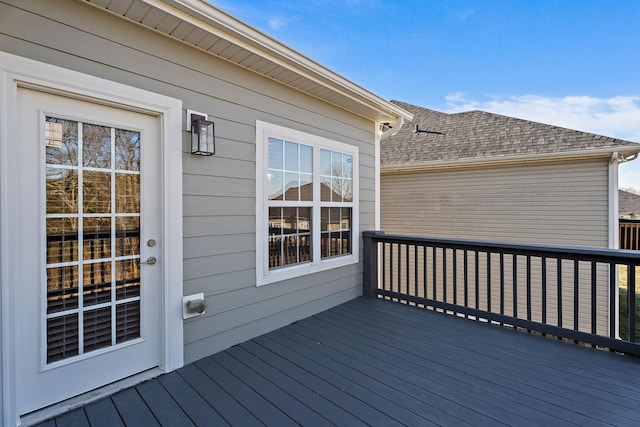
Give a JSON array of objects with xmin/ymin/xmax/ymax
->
[{"xmin": 140, "ymin": 256, "xmax": 157, "ymax": 265}]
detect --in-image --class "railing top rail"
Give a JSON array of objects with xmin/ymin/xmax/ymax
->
[
  {"xmin": 363, "ymin": 230, "xmax": 640, "ymax": 263},
  {"xmin": 620, "ymin": 218, "xmax": 640, "ymax": 224}
]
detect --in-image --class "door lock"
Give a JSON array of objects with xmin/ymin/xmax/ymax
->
[{"xmin": 140, "ymin": 256, "xmax": 157, "ymax": 265}]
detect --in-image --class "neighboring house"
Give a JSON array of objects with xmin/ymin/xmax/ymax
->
[
  {"xmin": 380, "ymin": 101, "xmax": 640, "ymax": 336},
  {"xmin": 381, "ymin": 101, "xmax": 640, "ymax": 248},
  {"xmin": 619, "ymin": 189, "xmax": 640, "ymax": 219},
  {"xmin": 0, "ymin": 0, "xmax": 412, "ymax": 423}
]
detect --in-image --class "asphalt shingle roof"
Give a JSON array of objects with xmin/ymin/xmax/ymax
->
[
  {"xmin": 619, "ymin": 189, "xmax": 640, "ymax": 216},
  {"xmin": 382, "ymin": 101, "xmax": 640, "ymax": 168}
]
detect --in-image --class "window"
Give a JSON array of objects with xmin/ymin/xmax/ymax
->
[{"xmin": 256, "ymin": 121, "xmax": 358, "ymax": 286}]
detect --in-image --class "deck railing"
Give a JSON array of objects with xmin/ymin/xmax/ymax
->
[
  {"xmin": 363, "ymin": 231, "xmax": 640, "ymax": 356},
  {"xmin": 620, "ymin": 219, "xmax": 640, "ymax": 250}
]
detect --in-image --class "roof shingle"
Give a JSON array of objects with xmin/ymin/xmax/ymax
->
[{"xmin": 382, "ymin": 101, "xmax": 640, "ymax": 168}]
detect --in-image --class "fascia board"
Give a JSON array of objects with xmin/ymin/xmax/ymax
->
[
  {"xmin": 136, "ymin": 0, "xmax": 412, "ymax": 123},
  {"xmin": 381, "ymin": 146, "xmax": 640, "ymax": 174}
]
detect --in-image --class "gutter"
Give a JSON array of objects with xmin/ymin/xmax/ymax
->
[{"xmin": 379, "ymin": 116, "xmax": 405, "ymax": 141}]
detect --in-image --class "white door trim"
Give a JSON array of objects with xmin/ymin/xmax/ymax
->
[{"xmin": 0, "ymin": 52, "xmax": 184, "ymax": 426}]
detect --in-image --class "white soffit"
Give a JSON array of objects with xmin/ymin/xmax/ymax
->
[{"xmin": 82, "ymin": 0, "xmax": 413, "ymax": 124}]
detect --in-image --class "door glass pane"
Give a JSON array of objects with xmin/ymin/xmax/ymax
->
[
  {"xmin": 46, "ymin": 168, "xmax": 78, "ymax": 214},
  {"xmin": 83, "ymin": 171, "xmax": 111, "ymax": 213},
  {"xmin": 83, "ymin": 124, "xmax": 111, "ymax": 168},
  {"xmin": 115, "ymin": 129, "xmax": 140, "ymax": 171},
  {"xmin": 46, "ymin": 117, "xmax": 77, "ymax": 165},
  {"xmin": 115, "ymin": 173, "xmax": 140, "ymax": 213},
  {"xmin": 44, "ymin": 116, "xmax": 142, "ymax": 363}
]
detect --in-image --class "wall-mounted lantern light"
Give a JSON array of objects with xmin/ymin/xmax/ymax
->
[{"xmin": 190, "ymin": 113, "xmax": 215, "ymax": 156}]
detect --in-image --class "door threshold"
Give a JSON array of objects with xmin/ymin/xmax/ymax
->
[{"xmin": 19, "ymin": 367, "xmax": 164, "ymax": 427}]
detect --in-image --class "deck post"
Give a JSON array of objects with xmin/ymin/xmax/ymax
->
[{"xmin": 363, "ymin": 230, "xmax": 383, "ymax": 297}]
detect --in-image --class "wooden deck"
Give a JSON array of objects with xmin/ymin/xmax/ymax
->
[{"xmin": 34, "ymin": 297, "xmax": 640, "ymax": 426}]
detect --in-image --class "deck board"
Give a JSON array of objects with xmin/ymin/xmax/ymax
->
[{"xmin": 33, "ymin": 297, "xmax": 640, "ymax": 426}]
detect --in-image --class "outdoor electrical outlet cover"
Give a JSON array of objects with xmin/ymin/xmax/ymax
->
[{"xmin": 183, "ymin": 293, "xmax": 205, "ymax": 319}]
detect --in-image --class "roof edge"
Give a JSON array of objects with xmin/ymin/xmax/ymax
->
[
  {"xmin": 129, "ymin": 0, "xmax": 412, "ymax": 123},
  {"xmin": 381, "ymin": 146, "xmax": 640, "ymax": 174}
]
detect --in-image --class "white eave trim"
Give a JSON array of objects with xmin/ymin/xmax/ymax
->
[
  {"xmin": 90, "ymin": 0, "xmax": 412, "ymax": 124},
  {"xmin": 381, "ymin": 146, "xmax": 640, "ymax": 174}
]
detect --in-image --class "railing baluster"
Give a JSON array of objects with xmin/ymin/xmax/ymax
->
[
  {"xmin": 475, "ymin": 251, "xmax": 480, "ymax": 310},
  {"xmin": 557, "ymin": 259, "xmax": 563, "ymax": 328},
  {"xmin": 500, "ymin": 253, "xmax": 505, "ymax": 317},
  {"xmin": 381, "ymin": 242, "xmax": 386, "ymax": 292},
  {"xmin": 609, "ymin": 262, "xmax": 616, "ymax": 338},
  {"xmin": 526, "ymin": 255, "xmax": 532, "ymax": 321},
  {"xmin": 487, "ymin": 252, "xmax": 492, "ymax": 313},
  {"xmin": 414, "ymin": 243, "xmax": 418, "ymax": 300},
  {"xmin": 513, "ymin": 255, "xmax": 518, "ymax": 318},
  {"xmin": 464, "ymin": 249, "xmax": 469, "ymax": 308},
  {"xmin": 432, "ymin": 246, "xmax": 437, "ymax": 305},
  {"xmin": 423, "ymin": 245, "xmax": 427, "ymax": 304},
  {"xmin": 542, "ymin": 257, "xmax": 547, "ymax": 325},
  {"xmin": 443, "ymin": 247, "xmax": 447, "ymax": 306},
  {"xmin": 574, "ymin": 260, "xmax": 579, "ymax": 332},
  {"xmin": 453, "ymin": 249, "xmax": 457, "ymax": 305},
  {"xmin": 591, "ymin": 261, "xmax": 597, "ymax": 335},
  {"xmin": 389, "ymin": 243, "xmax": 394, "ymax": 297},
  {"xmin": 630, "ymin": 266, "xmax": 636, "ymax": 342}
]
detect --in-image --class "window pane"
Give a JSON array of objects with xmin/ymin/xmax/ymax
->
[
  {"xmin": 282, "ymin": 235, "xmax": 298, "ymax": 266},
  {"xmin": 284, "ymin": 172, "xmax": 299, "ymax": 201},
  {"xmin": 83, "ymin": 217, "xmax": 111, "ymax": 260},
  {"xmin": 285, "ymin": 141, "xmax": 298, "ymax": 171},
  {"xmin": 46, "ymin": 117, "xmax": 78, "ymax": 166},
  {"xmin": 46, "ymin": 168, "xmax": 78, "ymax": 214},
  {"xmin": 342, "ymin": 178, "xmax": 353, "ymax": 202},
  {"xmin": 320, "ymin": 149, "xmax": 331, "ymax": 176},
  {"xmin": 83, "ymin": 123, "xmax": 111, "ymax": 168},
  {"xmin": 47, "ymin": 265, "xmax": 79, "ymax": 313},
  {"xmin": 83, "ymin": 171, "xmax": 111, "ymax": 214},
  {"xmin": 321, "ymin": 176, "xmax": 331, "ymax": 202},
  {"xmin": 298, "ymin": 207, "xmax": 311, "ymax": 232},
  {"xmin": 115, "ymin": 129, "xmax": 140, "ymax": 171},
  {"xmin": 268, "ymin": 138, "xmax": 283, "ymax": 170},
  {"xmin": 115, "ymin": 173, "xmax": 140, "ymax": 213},
  {"xmin": 47, "ymin": 217, "xmax": 78, "ymax": 264},
  {"xmin": 343, "ymin": 155, "xmax": 353, "ymax": 179},
  {"xmin": 84, "ymin": 307, "xmax": 112, "ymax": 352},
  {"xmin": 116, "ymin": 301, "xmax": 140, "ymax": 343},
  {"xmin": 267, "ymin": 170, "xmax": 283, "ymax": 200},
  {"xmin": 83, "ymin": 261, "xmax": 112, "ymax": 307},
  {"xmin": 300, "ymin": 145, "xmax": 312, "ymax": 173},
  {"xmin": 116, "ymin": 217, "xmax": 140, "ymax": 257},
  {"xmin": 47, "ymin": 314, "xmax": 79, "ymax": 363},
  {"xmin": 299, "ymin": 234, "xmax": 311, "ymax": 262},
  {"xmin": 269, "ymin": 207, "xmax": 283, "ymax": 235},
  {"xmin": 269, "ymin": 235, "xmax": 282, "ymax": 268},
  {"xmin": 299, "ymin": 173, "xmax": 313, "ymax": 201},
  {"xmin": 331, "ymin": 152, "xmax": 342, "ymax": 177},
  {"xmin": 116, "ymin": 259, "xmax": 140, "ymax": 300},
  {"xmin": 282, "ymin": 207, "xmax": 297, "ymax": 234}
]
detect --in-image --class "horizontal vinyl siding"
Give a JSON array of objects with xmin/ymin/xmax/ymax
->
[
  {"xmin": 380, "ymin": 159, "xmax": 611, "ymax": 335},
  {"xmin": 381, "ymin": 160, "xmax": 610, "ymax": 246},
  {"xmin": 1, "ymin": 0, "xmax": 375, "ymax": 363}
]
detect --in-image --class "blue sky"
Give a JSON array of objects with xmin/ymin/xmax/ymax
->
[{"xmin": 214, "ymin": 0, "xmax": 640, "ymax": 190}]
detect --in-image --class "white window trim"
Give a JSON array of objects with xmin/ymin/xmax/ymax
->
[
  {"xmin": 0, "ymin": 52, "xmax": 184, "ymax": 426},
  {"xmin": 256, "ymin": 121, "xmax": 359, "ymax": 286}
]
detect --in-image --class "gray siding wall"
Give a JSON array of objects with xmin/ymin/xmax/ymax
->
[
  {"xmin": 1, "ymin": 0, "xmax": 374, "ymax": 364},
  {"xmin": 381, "ymin": 159, "xmax": 610, "ymax": 246},
  {"xmin": 381, "ymin": 159, "xmax": 611, "ymax": 334}
]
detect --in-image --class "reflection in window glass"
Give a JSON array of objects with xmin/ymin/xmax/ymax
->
[
  {"xmin": 115, "ymin": 130, "xmax": 140, "ymax": 171},
  {"xmin": 321, "ymin": 207, "xmax": 351, "ymax": 258},
  {"xmin": 268, "ymin": 207, "xmax": 312, "ymax": 269},
  {"xmin": 44, "ymin": 116, "xmax": 143, "ymax": 363},
  {"xmin": 83, "ymin": 123, "xmax": 111, "ymax": 168},
  {"xmin": 46, "ymin": 117, "xmax": 78, "ymax": 165}
]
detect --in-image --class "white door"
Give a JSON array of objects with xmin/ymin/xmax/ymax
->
[{"xmin": 16, "ymin": 88, "xmax": 162, "ymax": 414}]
